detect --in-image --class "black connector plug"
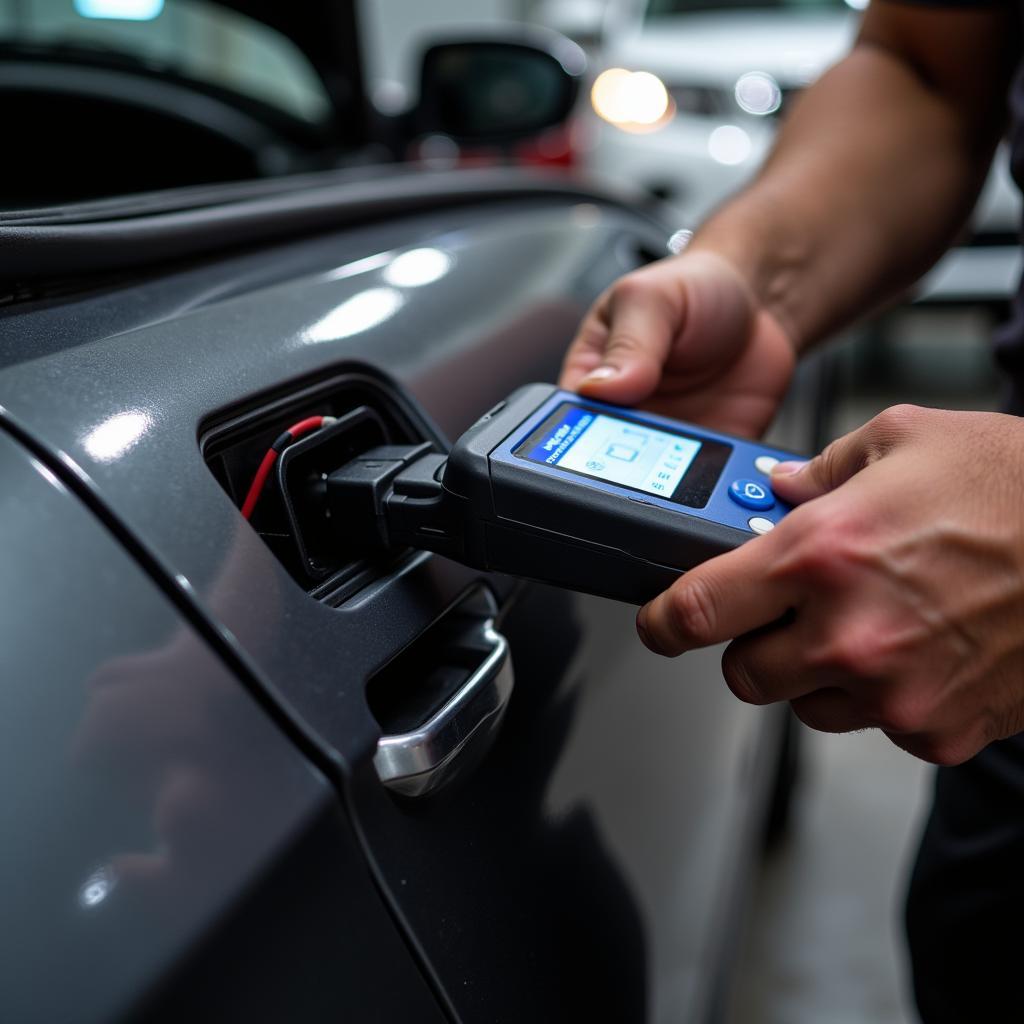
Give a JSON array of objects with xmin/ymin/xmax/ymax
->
[{"xmin": 325, "ymin": 443, "xmax": 455, "ymax": 551}]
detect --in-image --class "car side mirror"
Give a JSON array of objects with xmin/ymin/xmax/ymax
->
[{"xmin": 415, "ymin": 31, "xmax": 586, "ymax": 144}]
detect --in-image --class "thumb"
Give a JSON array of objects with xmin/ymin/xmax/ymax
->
[{"xmin": 770, "ymin": 414, "xmax": 898, "ymax": 504}]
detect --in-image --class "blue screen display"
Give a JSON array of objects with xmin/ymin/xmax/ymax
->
[{"xmin": 519, "ymin": 404, "xmax": 703, "ymax": 500}]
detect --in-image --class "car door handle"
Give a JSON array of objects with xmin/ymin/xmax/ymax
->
[{"xmin": 371, "ymin": 592, "xmax": 514, "ymax": 798}]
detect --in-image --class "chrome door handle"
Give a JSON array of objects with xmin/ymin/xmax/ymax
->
[{"xmin": 373, "ymin": 617, "xmax": 514, "ymax": 798}]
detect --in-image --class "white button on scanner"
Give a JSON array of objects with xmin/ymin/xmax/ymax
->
[
  {"xmin": 754, "ymin": 455, "xmax": 779, "ymax": 476},
  {"xmin": 748, "ymin": 516, "xmax": 775, "ymax": 535}
]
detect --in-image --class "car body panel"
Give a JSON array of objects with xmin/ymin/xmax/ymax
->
[
  {"xmin": 0, "ymin": 182, "xmax": 812, "ymax": 1021},
  {"xmin": 0, "ymin": 427, "xmax": 448, "ymax": 1023}
]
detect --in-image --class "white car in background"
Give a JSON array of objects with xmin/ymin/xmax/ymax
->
[{"xmin": 557, "ymin": 0, "xmax": 1022, "ymax": 305}]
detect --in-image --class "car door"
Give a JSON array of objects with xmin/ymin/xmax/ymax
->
[{"xmin": 0, "ymin": 178, "xmax": 815, "ymax": 1022}]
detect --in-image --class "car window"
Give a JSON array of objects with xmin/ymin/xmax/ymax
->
[
  {"xmin": 0, "ymin": 0, "xmax": 331, "ymax": 126},
  {"xmin": 0, "ymin": 0, "xmax": 360, "ymax": 207}
]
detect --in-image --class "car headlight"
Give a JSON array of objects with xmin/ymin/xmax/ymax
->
[{"xmin": 591, "ymin": 68, "xmax": 675, "ymax": 133}]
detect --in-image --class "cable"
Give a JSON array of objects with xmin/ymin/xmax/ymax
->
[{"xmin": 240, "ymin": 415, "xmax": 336, "ymax": 520}]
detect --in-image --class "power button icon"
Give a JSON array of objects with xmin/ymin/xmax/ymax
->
[{"xmin": 728, "ymin": 478, "xmax": 776, "ymax": 511}]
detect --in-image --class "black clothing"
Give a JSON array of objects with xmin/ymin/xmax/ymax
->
[
  {"xmin": 904, "ymin": 733, "xmax": 1024, "ymax": 1022},
  {"xmin": 881, "ymin": 5, "xmax": 1024, "ymax": 1024}
]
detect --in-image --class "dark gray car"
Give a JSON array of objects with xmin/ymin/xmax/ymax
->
[{"xmin": 0, "ymin": 3, "xmax": 815, "ymax": 1020}]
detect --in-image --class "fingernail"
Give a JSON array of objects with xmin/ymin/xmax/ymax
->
[
  {"xmin": 636, "ymin": 606, "xmax": 661, "ymax": 654},
  {"xmin": 636, "ymin": 606, "xmax": 650, "ymax": 642},
  {"xmin": 771, "ymin": 460, "xmax": 805, "ymax": 477},
  {"xmin": 581, "ymin": 365, "xmax": 618, "ymax": 384}
]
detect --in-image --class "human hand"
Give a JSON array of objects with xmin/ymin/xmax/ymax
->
[
  {"xmin": 558, "ymin": 251, "xmax": 796, "ymax": 438},
  {"xmin": 635, "ymin": 404, "xmax": 1024, "ymax": 764}
]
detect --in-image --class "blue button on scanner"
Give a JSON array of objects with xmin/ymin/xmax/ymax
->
[{"xmin": 728, "ymin": 478, "xmax": 775, "ymax": 511}]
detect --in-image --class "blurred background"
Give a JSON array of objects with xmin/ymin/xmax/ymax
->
[{"xmin": 5, "ymin": 0, "xmax": 1014, "ymax": 1019}]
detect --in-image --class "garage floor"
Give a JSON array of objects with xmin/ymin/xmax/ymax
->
[
  {"xmin": 724, "ymin": 307, "xmax": 1003, "ymax": 1024},
  {"xmin": 726, "ymin": 729, "xmax": 931, "ymax": 1024}
]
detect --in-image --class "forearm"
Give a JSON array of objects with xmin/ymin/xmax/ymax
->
[{"xmin": 689, "ymin": 6, "xmax": 1016, "ymax": 352}]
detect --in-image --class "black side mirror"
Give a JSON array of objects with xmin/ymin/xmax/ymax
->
[{"xmin": 415, "ymin": 30, "xmax": 586, "ymax": 145}]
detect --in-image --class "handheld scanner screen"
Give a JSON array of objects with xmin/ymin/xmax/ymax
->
[{"xmin": 514, "ymin": 401, "xmax": 732, "ymax": 507}]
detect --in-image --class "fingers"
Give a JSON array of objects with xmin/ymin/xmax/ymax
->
[
  {"xmin": 790, "ymin": 689, "xmax": 864, "ymax": 733},
  {"xmin": 720, "ymin": 624, "xmax": 824, "ymax": 706},
  {"xmin": 559, "ymin": 273, "xmax": 680, "ymax": 405},
  {"xmin": 725, "ymin": 623, "xmax": 880, "ymax": 734},
  {"xmin": 637, "ymin": 529, "xmax": 800, "ymax": 656},
  {"xmin": 770, "ymin": 403, "xmax": 922, "ymax": 505}
]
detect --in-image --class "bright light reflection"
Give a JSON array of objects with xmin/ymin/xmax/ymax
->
[
  {"xmin": 591, "ymin": 68, "xmax": 672, "ymax": 132},
  {"xmin": 708, "ymin": 125, "xmax": 752, "ymax": 166},
  {"xmin": 735, "ymin": 72, "xmax": 782, "ymax": 116},
  {"xmin": 667, "ymin": 229, "xmax": 694, "ymax": 256},
  {"xmin": 591, "ymin": 68, "xmax": 631, "ymax": 122},
  {"xmin": 623, "ymin": 72, "xmax": 671, "ymax": 124},
  {"xmin": 29, "ymin": 457, "xmax": 64, "ymax": 492},
  {"xmin": 83, "ymin": 411, "xmax": 151, "ymax": 462},
  {"xmin": 305, "ymin": 287, "xmax": 405, "ymax": 344},
  {"xmin": 78, "ymin": 865, "xmax": 117, "ymax": 909},
  {"xmin": 382, "ymin": 248, "xmax": 452, "ymax": 289},
  {"xmin": 845, "ymin": 0, "xmax": 869, "ymax": 9},
  {"xmin": 75, "ymin": 0, "xmax": 164, "ymax": 20},
  {"xmin": 324, "ymin": 251, "xmax": 393, "ymax": 283}
]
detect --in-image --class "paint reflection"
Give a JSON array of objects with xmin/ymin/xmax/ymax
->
[
  {"xmin": 381, "ymin": 247, "xmax": 452, "ymax": 288},
  {"xmin": 78, "ymin": 864, "xmax": 118, "ymax": 909},
  {"xmin": 304, "ymin": 286, "xmax": 404, "ymax": 344},
  {"xmin": 82, "ymin": 411, "xmax": 152, "ymax": 462}
]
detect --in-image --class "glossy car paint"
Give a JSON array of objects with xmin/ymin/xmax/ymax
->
[
  {"xmin": 0, "ymin": 431, "xmax": 447, "ymax": 1023},
  {"xmin": 0, "ymin": 185, "xmax": 814, "ymax": 1021}
]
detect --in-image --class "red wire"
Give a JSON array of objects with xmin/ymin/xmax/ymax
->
[
  {"xmin": 240, "ymin": 416, "xmax": 329, "ymax": 520},
  {"xmin": 286, "ymin": 416, "xmax": 331, "ymax": 440},
  {"xmin": 240, "ymin": 448, "xmax": 279, "ymax": 519}
]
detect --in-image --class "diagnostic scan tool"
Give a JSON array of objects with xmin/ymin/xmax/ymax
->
[{"xmin": 329, "ymin": 383, "xmax": 803, "ymax": 604}]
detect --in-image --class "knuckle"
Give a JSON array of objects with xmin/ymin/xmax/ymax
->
[
  {"xmin": 604, "ymin": 330, "xmax": 648, "ymax": 357},
  {"xmin": 782, "ymin": 499, "xmax": 830, "ymax": 539},
  {"xmin": 782, "ymin": 495, "xmax": 880, "ymax": 585},
  {"xmin": 808, "ymin": 628, "xmax": 887, "ymax": 678},
  {"xmin": 668, "ymin": 576, "xmax": 718, "ymax": 646},
  {"xmin": 868, "ymin": 403, "xmax": 923, "ymax": 444},
  {"xmin": 815, "ymin": 437, "xmax": 845, "ymax": 482},
  {"xmin": 782, "ymin": 509, "xmax": 867, "ymax": 587},
  {"xmin": 611, "ymin": 272, "xmax": 653, "ymax": 304},
  {"xmin": 806, "ymin": 637, "xmax": 860, "ymax": 676}
]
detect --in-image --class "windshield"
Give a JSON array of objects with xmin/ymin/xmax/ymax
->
[
  {"xmin": 0, "ymin": 0, "xmax": 354, "ymax": 206},
  {"xmin": 0, "ymin": 0, "xmax": 331, "ymax": 125},
  {"xmin": 646, "ymin": 0, "xmax": 859, "ymax": 14}
]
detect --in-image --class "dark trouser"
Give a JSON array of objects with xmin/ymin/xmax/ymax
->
[{"xmin": 905, "ymin": 732, "xmax": 1024, "ymax": 1023}]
